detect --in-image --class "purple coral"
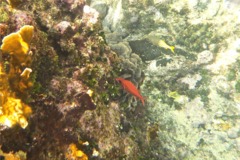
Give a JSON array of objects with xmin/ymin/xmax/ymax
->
[
  {"xmin": 55, "ymin": 0, "xmax": 85, "ymax": 14},
  {"xmin": 11, "ymin": 11, "xmax": 33, "ymax": 31},
  {"xmin": 54, "ymin": 21, "xmax": 73, "ymax": 35}
]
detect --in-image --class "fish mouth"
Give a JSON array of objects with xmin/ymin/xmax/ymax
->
[{"xmin": 115, "ymin": 78, "xmax": 121, "ymax": 82}]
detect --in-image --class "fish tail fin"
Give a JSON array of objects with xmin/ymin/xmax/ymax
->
[{"xmin": 170, "ymin": 46, "xmax": 175, "ymax": 53}]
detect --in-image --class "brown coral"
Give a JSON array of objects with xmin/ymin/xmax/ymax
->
[{"xmin": 7, "ymin": 0, "xmax": 23, "ymax": 8}]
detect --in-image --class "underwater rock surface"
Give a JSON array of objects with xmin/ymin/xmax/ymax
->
[
  {"xmin": 1, "ymin": 0, "xmax": 240, "ymax": 159},
  {"xmin": 0, "ymin": 0, "xmax": 141, "ymax": 159},
  {"xmin": 90, "ymin": 0, "xmax": 240, "ymax": 159}
]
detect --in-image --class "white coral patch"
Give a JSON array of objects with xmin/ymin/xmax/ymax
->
[{"xmin": 178, "ymin": 74, "xmax": 202, "ymax": 89}]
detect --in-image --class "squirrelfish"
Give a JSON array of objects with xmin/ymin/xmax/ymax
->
[
  {"xmin": 158, "ymin": 40, "xmax": 175, "ymax": 53},
  {"xmin": 116, "ymin": 77, "xmax": 145, "ymax": 105}
]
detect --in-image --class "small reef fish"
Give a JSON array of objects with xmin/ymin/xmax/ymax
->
[
  {"xmin": 145, "ymin": 35, "xmax": 175, "ymax": 53},
  {"xmin": 167, "ymin": 91, "xmax": 180, "ymax": 99},
  {"xmin": 158, "ymin": 40, "xmax": 175, "ymax": 53},
  {"xmin": 116, "ymin": 77, "xmax": 145, "ymax": 105}
]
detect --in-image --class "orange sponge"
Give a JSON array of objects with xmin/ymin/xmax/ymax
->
[{"xmin": 1, "ymin": 25, "xmax": 34, "ymax": 64}]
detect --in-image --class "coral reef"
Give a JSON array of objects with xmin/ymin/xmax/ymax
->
[
  {"xmin": 2, "ymin": 0, "xmax": 239, "ymax": 159},
  {"xmin": 89, "ymin": 0, "xmax": 240, "ymax": 159},
  {"xmin": 0, "ymin": 0, "xmax": 142, "ymax": 159},
  {"xmin": 0, "ymin": 25, "xmax": 34, "ymax": 129}
]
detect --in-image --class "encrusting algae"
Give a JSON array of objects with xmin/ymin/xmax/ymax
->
[{"xmin": 0, "ymin": 25, "xmax": 34, "ymax": 129}]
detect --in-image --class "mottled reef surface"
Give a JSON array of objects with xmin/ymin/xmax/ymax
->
[
  {"xmin": 1, "ymin": 0, "xmax": 240, "ymax": 160},
  {"xmin": 0, "ymin": 0, "xmax": 145, "ymax": 159}
]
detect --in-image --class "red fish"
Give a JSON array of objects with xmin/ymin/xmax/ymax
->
[{"xmin": 116, "ymin": 77, "xmax": 145, "ymax": 105}]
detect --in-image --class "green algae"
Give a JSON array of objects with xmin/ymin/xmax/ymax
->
[
  {"xmin": 0, "ymin": 2, "xmax": 9, "ymax": 23},
  {"xmin": 235, "ymin": 80, "xmax": 240, "ymax": 93}
]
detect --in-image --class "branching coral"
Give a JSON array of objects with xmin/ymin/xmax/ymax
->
[{"xmin": 0, "ymin": 25, "xmax": 34, "ymax": 129}]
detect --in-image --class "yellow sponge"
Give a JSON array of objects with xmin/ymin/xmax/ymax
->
[{"xmin": 1, "ymin": 25, "xmax": 34, "ymax": 64}]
